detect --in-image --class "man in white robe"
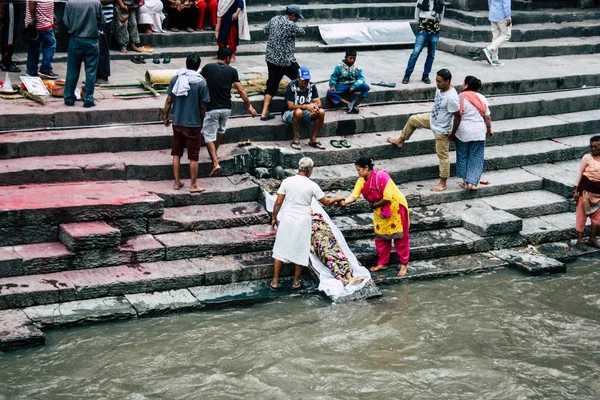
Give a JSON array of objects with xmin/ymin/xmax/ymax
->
[{"xmin": 270, "ymin": 157, "xmax": 343, "ymax": 290}]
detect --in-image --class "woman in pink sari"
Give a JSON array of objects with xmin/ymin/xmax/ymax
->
[{"xmin": 340, "ymin": 157, "xmax": 410, "ymax": 276}]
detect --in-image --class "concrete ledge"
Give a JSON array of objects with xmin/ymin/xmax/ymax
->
[
  {"xmin": 22, "ymin": 296, "xmax": 136, "ymax": 328},
  {"xmin": 492, "ymin": 249, "xmax": 566, "ymax": 275},
  {"xmin": 0, "ymin": 309, "xmax": 45, "ymax": 351},
  {"xmin": 125, "ymin": 289, "xmax": 203, "ymax": 317},
  {"xmin": 59, "ymin": 222, "xmax": 121, "ymax": 251}
]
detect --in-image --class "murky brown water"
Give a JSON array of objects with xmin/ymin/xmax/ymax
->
[{"xmin": 1, "ymin": 259, "xmax": 599, "ymax": 399}]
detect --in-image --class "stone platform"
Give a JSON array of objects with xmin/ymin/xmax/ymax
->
[{"xmin": 1, "ymin": 2, "xmax": 600, "ymax": 351}]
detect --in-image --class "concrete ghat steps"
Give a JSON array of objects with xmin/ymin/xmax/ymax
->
[
  {"xmin": 309, "ymin": 135, "xmax": 589, "ymax": 191},
  {"xmin": 0, "ymin": 132, "xmax": 589, "ymax": 188},
  {"xmin": 2, "ymin": 108, "xmax": 598, "ymax": 162},
  {"xmin": 0, "ymin": 176, "xmax": 260, "ymax": 246},
  {"xmin": 2, "ymin": 75, "xmax": 599, "ymax": 132},
  {"xmin": 438, "ymin": 36, "xmax": 600, "ymax": 60},
  {"xmin": 0, "ymin": 226, "xmax": 489, "ymax": 310},
  {"xmin": 442, "ymin": 19, "xmax": 600, "ymax": 43},
  {"xmin": 445, "ymin": 8, "xmax": 600, "ymax": 26}
]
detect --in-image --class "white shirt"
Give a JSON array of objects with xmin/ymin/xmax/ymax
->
[
  {"xmin": 430, "ymin": 87, "xmax": 460, "ymax": 135},
  {"xmin": 455, "ymin": 92, "xmax": 491, "ymax": 142}
]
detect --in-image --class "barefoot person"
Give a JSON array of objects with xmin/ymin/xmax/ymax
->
[
  {"xmin": 450, "ymin": 75, "xmax": 493, "ymax": 191},
  {"xmin": 201, "ymin": 47, "xmax": 257, "ymax": 177},
  {"xmin": 164, "ymin": 54, "xmax": 211, "ymax": 193},
  {"xmin": 270, "ymin": 157, "xmax": 344, "ymax": 291},
  {"xmin": 574, "ymin": 136, "xmax": 600, "ymax": 250},
  {"xmin": 386, "ymin": 68, "xmax": 460, "ymax": 192},
  {"xmin": 339, "ymin": 157, "xmax": 410, "ymax": 276}
]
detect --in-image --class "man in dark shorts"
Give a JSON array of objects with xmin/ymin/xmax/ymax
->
[
  {"xmin": 201, "ymin": 47, "xmax": 257, "ymax": 177},
  {"xmin": 164, "ymin": 54, "xmax": 211, "ymax": 193},
  {"xmin": 283, "ymin": 66, "xmax": 325, "ymax": 150},
  {"xmin": 260, "ymin": 4, "xmax": 305, "ymax": 121}
]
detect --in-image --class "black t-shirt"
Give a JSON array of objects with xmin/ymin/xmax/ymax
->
[
  {"xmin": 285, "ymin": 79, "xmax": 319, "ymax": 108},
  {"xmin": 200, "ymin": 62, "xmax": 240, "ymax": 111}
]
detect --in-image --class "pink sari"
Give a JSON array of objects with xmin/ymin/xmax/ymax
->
[{"xmin": 361, "ymin": 168, "xmax": 392, "ymax": 218}]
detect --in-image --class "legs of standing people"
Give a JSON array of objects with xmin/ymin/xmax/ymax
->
[
  {"xmin": 576, "ymin": 198, "xmax": 600, "ymax": 248},
  {"xmin": 465, "ymin": 140, "xmax": 485, "ymax": 189},
  {"xmin": 422, "ymin": 33, "xmax": 439, "ymax": 83},
  {"xmin": 371, "ymin": 237, "xmax": 391, "ymax": 272},
  {"xmin": 25, "ymin": 34, "xmax": 40, "ymax": 76},
  {"xmin": 82, "ymin": 39, "xmax": 99, "ymax": 107},
  {"xmin": 454, "ymin": 137, "xmax": 468, "ymax": 187},
  {"xmin": 64, "ymin": 37, "xmax": 84, "ymax": 106},
  {"xmin": 395, "ymin": 206, "xmax": 410, "ymax": 276},
  {"xmin": 1, "ymin": 2, "xmax": 19, "ymax": 72},
  {"xmin": 432, "ymin": 131, "xmax": 450, "ymax": 191},
  {"xmin": 38, "ymin": 28, "xmax": 56, "ymax": 77},
  {"xmin": 386, "ymin": 113, "xmax": 431, "ymax": 148},
  {"xmin": 114, "ymin": 18, "xmax": 130, "ymax": 52},
  {"xmin": 172, "ymin": 155, "xmax": 182, "ymax": 189},
  {"xmin": 202, "ymin": 109, "xmax": 230, "ymax": 177},
  {"xmin": 403, "ymin": 32, "xmax": 427, "ymax": 83},
  {"xmin": 186, "ymin": 127, "xmax": 203, "ymax": 192},
  {"xmin": 262, "ymin": 61, "xmax": 299, "ymax": 119},
  {"xmin": 128, "ymin": 13, "xmax": 141, "ymax": 52},
  {"xmin": 271, "ymin": 259, "xmax": 303, "ymax": 289},
  {"xmin": 487, "ymin": 19, "xmax": 511, "ymax": 62},
  {"xmin": 97, "ymin": 20, "xmax": 112, "ymax": 82}
]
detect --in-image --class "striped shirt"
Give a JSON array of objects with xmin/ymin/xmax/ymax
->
[
  {"xmin": 25, "ymin": 0, "xmax": 54, "ymax": 31},
  {"xmin": 102, "ymin": 3, "xmax": 114, "ymax": 24}
]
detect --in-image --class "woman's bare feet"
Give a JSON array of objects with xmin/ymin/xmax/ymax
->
[
  {"xmin": 209, "ymin": 165, "xmax": 221, "ymax": 177},
  {"xmin": 120, "ymin": 47, "xmax": 128, "ymax": 54},
  {"xmin": 398, "ymin": 264, "xmax": 408, "ymax": 277},
  {"xmin": 586, "ymin": 239, "xmax": 600, "ymax": 248},
  {"xmin": 459, "ymin": 181, "xmax": 469, "ymax": 189},
  {"xmin": 131, "ymin": 44, "xmax": 142, "ymax": 52},
  {"xmin": 431, "ymin": 184, "xmax": 447, "ymax": 192},
  {"xmin": 469, "ymin": 184, "xmax": 479, "ymax": 191},
  {"xmin": 173, "ymin": 181, "xmax": 184, "ymax": 190},
  {"xmin": 190, "ymin": 185, "xmax": 206, "ymax": 193},
  {"xmin": 386, "ymin": 136, "xmax": 405, "ymax": 149},
  {"xmin": 369, "ymin": 265, "xmax": 387, "ymax": 272}
]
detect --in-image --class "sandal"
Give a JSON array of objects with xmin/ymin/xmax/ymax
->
[
  {"xmin": 372, "ymin": 81, "xmax": 397, "ymax": 88},
  {"xmin": 330, "ymin": 140, "xmax": 343, "ymax": 148},
  {"xmin": 308, "ymin": 141, "xmax": 325, "ymax": 150},
  {"xmin": 290, "ymin": 141, "xmax": 301, "ymax": 150},
  {"xmin": 131, "ymin": 56, "xmax": 142, "ymax": 64},
  {"xmin": 1, "ymin": 63, "xmax": 21, "ymax": 73},
  {"xmin": 163, "ymin": 56, "xmax": 171, "ymax": 64},
  {"xmin": 270, "ymin": 282, "xmax": 282, "ymax": 292},
  {"xmin": 291, "ymin": 281, "xmax": 303, "ymax": 290},
  {"xmin": 153, "ymin": 55, "xmax": 160, "ymax": 64},
  {"xmin": 260, "ymin": 114, "xmax": 275, "ymax": 121},
  {"xmin": 339, "ymin": 139, "xmax": 351, "ymax": 148}
]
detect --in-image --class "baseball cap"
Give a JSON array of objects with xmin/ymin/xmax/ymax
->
[
  {"xmin": 298, "ymin": 66, "xmax": 311, "ymax": 81},
  {"xmin": 286, "ymin": 4, "xmax": 304, "ymax": 19}
]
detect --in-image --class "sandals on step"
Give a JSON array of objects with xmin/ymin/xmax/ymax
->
[
  {"xmin": 308, "ymin": 141, "xmax": 325, "ymax": 150},
  {"xmin": 163, "ymin": 56, "xmax": 171, "ymax": 64},
  {"xmin": 330, "ymin": 140, "xmax": 343, "ymax": 148},
  {"xmin": 290, "ymin": 141, "xmax": 301, "ymax": 150},
  {"xmin": 339, "ymin": 139, "xmax": 351, "ymax": 148},
  {"xmin": 153, "ymin": 55, "xmax": 160, "ymax": 64},
  {"xmin": 1, "ymin": 63, "xmax": 21, "ymax": 73}
]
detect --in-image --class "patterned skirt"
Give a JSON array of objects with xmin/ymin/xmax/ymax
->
[{"xmin": 310, "ymin": 213, "xmax": 352, "ymax": 280}]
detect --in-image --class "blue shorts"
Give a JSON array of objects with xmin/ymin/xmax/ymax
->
[{"xmin": 282, "ymin": 109, "xmax": 312, "ymax": 125}]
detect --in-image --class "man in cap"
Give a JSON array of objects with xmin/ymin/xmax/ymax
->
[
  {"xmin": 283, "ymin": 66, "xmax": 325, "ymax": 150},
  {"xmin": 260, "ymin": 4, "xmax": 306, "ymax": 121}
]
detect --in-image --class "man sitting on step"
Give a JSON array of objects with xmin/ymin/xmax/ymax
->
[
  {"xmin": 164, "ymin": 54, "xmax": 211, "ymax": 193},
  {"xmin": 283, "ymin": 66, "xmax": 326, "ymax": 150},
  {"xmin": 386, "ymin": 68, "xmax": 460, "ymax": 192}
]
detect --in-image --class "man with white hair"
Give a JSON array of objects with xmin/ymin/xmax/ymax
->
[{"xmin": 270, "ymin": 157, "xmax": 344, "ymax": 290}]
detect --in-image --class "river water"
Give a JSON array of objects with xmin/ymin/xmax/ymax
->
[{"xmin": 1, "ymin": 259, "xmax": 599, "ymax": 399}]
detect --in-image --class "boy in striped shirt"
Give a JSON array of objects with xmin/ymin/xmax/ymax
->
[{"xmin": 25, "ymin": 0, "xmax": 58, "ymax": 79}]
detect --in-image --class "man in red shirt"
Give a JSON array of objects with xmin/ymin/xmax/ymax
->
[{"xmin": 25, "ymin": 0, "xmax": 58, "ymax": 79}]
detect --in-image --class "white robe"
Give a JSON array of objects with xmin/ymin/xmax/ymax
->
[{"xmin": 138, "ymin": 0, "xmax": 166, "ymax": 33}]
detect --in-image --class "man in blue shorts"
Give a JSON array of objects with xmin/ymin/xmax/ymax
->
[{"xmin": 282, "ymin": 66, "xmax": 325, "ymax": 150}]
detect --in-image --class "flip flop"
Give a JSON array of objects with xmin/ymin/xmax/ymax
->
[
  {"xmin": 308, "ymin": 141, "xmax": 325, "ymax": 150},
  {"xmin": 339, "ymin": 139, "xmax": 351, "ymax": 148},
  {"xmin": 372, "ymin": 81, "xmax": 396, "ymax": 88},
  {"xmin": 270, "ymin": 282, "xmax": 282, "ymax": 292},
  {"xmin": 163, "ymin": 56, "xmax": 171, "ymax": 64},
  {"xmin": 330, "ymin": 140, "xmax": 343, "ymax": 148},
  {"xmin": 290, "ymin": 141, "xmax": 301, "ymax": 150},
  {"xmin": 291, "ymin": 281, "xmax": 303, "ymax": 290},
  {"xmin": 153, "ymin": 55, "xmax": 160, "ymax": 64},
  {"xmin": 131, "ymin": 56, "xmax": 142, "ymax": 64},
  {"xmin": 260, "ymin": 114, "xmax": 275, "ymax": 121},
  {"xmin": 173, "ymin": 182, "xmax": 184, "ymax": 190}
]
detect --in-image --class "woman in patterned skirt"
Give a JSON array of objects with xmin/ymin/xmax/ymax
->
[
  {"xmin": 450, "ymin": 75, "xmax": 494, "ymax": 190},
  {"xmin": 340, "ymin": 157, "xmax": 410, "ymax": 277}
]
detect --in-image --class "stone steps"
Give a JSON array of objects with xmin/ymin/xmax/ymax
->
[
  {"xmin": 442, "ymin": 18, "xmax": 600, "ymax": 43},
  {"xmin": 0, "ymin": 225, "xmax": 490, "ymax": 310},
  {"xmin": 445, "ymin": 7, "xmax": 600, "ymax": 26},
  {"xmin": 479, "ymin": 190, "xmax": 574, "ymax": 218},
  {"xmin": 439, "ymin": 36, "xmax": 600, "ymax": 60}
]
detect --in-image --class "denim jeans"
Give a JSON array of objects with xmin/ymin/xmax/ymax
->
[
  {"xmin": 404, "ymin": 31, "xmax": 439, "ymax": 77},
  {"xmin": 64, "ymin": 37, "xmax": 99, "ymax": 106},
  {"xmin": 26, "ymin": 28, "xmax": 56, "ymax": 75}
]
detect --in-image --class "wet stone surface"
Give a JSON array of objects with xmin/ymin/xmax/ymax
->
[{"xmin": 125, "ymin": 289, "xmax": 202, "ymax": 317}]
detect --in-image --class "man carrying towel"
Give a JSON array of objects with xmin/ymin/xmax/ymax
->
[{"xmin": 164, "ymin": 54, "xmax": 211, "ymax": 193}]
